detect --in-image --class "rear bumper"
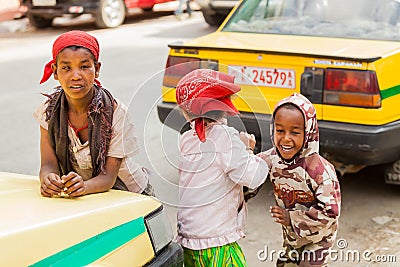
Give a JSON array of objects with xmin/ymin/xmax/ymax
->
[
  {"xmin": 145, "ymin": 241, "xmax": 183, "ymax": 267},
  {"xmin": 195, "ymin": 0, "xmax": 237, "ymax": 11},
  {"xmin": 157, "ymin": 101, "xmax": 400, "ymax": 166},
  {"xmin": 318, "ymin": 120, "xmax": 400, "ymax": 165},
  {"xmin": 25, "ymin": 1, "xmax": 99, "ymax": 18}
]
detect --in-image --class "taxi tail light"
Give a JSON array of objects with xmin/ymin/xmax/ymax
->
[
  {"xmin": 324, "ymin": 69, "xmax": 381, "ymax": 108},
  {"xmin": 163, "ymin": 56, "xmax": 218, "ymax": 87}
]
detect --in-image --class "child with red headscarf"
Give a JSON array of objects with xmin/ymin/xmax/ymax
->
[
  {"xmin": 175, "ymin": 69, "xmax": 269, "ymax": 266},
  {"xmin": 34, "ymin": 30, "xmax": 153, "ymax": 197}
]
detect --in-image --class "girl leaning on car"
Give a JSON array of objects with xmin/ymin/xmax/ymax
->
[{"xmin": 34, "ymin": 30, "xmax": 154, "ymax": 198}]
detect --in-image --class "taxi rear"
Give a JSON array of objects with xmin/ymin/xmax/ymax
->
[
  {"xmin": 158, "ymin": 0, "xmax": 400, "ymax": 183},
  {"xmin": 0, "ymin": 172, "xmax": 183, "ymax": 266}
]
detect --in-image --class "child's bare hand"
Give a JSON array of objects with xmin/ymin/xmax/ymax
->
[
  {"xmin": 41, "ymin": 173, "xmax": 64, "ymax": 197},
  {"xmin": 61, "ymin": 172, "xmax": 86, "ymax": 197},
  {"xmin": 239, "ymin": 132, "xmax": 256, "ymax": 151},
  {"xmin": 270, "ymin": 205, "xmax": 291, "ymax": 226}
]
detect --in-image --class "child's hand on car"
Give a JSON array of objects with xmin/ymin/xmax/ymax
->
[
  {"xmin": 61, "ymin": 172, "xmax": 86, "ymax": 197},
  {"xmin": 40, "ymin": 173, "xmax": 64, "ymax": 197}
]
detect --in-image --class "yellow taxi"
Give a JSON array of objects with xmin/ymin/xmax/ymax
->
[
  {"xmin": 0, "ymin": 172, "xmax": 183, "ymax": 266},
  {"xmin": 157, "ymin": 0, "xmax": 400, "ymax": 184}
]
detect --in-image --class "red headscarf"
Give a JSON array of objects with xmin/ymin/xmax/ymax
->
[
  {"xmin": 40, "ymin": 30, "xmax": 101, "ymax": 85},
  {"xmin": 176, "ymin": 69, "xmax": 241, "ymax": 142}
]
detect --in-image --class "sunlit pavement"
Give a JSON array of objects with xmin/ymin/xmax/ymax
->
[{"xmin": 0, "ymin": 17, "xmax": 29, "ymax": 34}]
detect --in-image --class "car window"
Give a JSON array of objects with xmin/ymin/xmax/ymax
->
[{"xmin": 223, "ymin": 0, "xmax": 400, "ymax": 41}]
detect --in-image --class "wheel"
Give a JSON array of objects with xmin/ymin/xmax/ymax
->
[
  {"xmin": 202, "ymin": 11, "xmax": 226, "ymax": 26},
  {"xmin": 27, "ymin": 13, "xmax": 53, "ymax": 28},
  {"xmin": 95, "ymin": 0, "xmax": 126, "ymax": 28}
]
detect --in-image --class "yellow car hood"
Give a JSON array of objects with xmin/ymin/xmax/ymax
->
[
  {"xmin": 0, "ymin": 172, "xmax": 160, "ymax": 266},
  {"xmin": 181, "ymin": 31, "xmax": 400, "ymax": 60}
]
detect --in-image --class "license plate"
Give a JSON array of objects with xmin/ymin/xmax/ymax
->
[
  {"xmin": 385, "ymin": 160, "xmax": 400, "ymax": 185},
  {"xmin": 385, "ymin": 172, "xmax": 400, "ymax": 185},
  {"xmin": 228, "ymin": 65, "xmax": 295, "ymax": 89},
  {"xmin": 32, "ymin": 0, "xmax": 56, "ymax": 6}
]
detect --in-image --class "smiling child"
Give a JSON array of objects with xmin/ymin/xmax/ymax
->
[{"xmin": 258, "ymin": 93, "xmax": 341, "ymax": 266}]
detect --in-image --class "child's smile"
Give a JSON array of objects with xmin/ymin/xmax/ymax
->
[
  {"xmin": 280, "ymin": 144, "xmax": 296, "ymax": 153},
  {"xmin": 273, "ymin": 105, "xmax": 305, "ymax": 161}
]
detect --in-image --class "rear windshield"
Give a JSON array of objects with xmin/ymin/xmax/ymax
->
[{"xmin": 223, "ymin": 0, "xmax": 400, "ymax": 41}]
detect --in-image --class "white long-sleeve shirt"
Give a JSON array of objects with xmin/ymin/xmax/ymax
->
[{"xmin": 176, "ymin": 121, "xmax": 269, "ymax": 250}]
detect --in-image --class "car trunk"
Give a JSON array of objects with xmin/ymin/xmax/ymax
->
[{"xmin": 166, "ymin": 32, "xmax": 400, "ymax": 125}]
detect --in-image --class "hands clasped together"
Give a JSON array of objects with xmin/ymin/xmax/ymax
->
[{"xmin": 41, "ymin": 172, "xmax": 86, "ymax": 198}]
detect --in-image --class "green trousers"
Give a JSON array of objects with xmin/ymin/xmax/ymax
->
[{"xmin": 183, "ymin": 242, "xmax": 248, "ymax": 267}]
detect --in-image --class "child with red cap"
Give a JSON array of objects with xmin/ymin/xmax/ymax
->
[
  {"xmin": 34, "ymin": 30, "xmax": 153, "ymax": 197},
  {"xmin": 175, "ymin": 69, "xmax": 269, "ymax": 266}
]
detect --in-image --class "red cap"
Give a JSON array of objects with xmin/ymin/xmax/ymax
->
[
  {"xmin": 40, "ymin": 30, "xmax": 100, "ymax": 85},
  {"xmin": 176, "ymin": 69, "xmax": 240, "ymax": 141}
]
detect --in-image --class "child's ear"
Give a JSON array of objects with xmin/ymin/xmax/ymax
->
[
  {"xmin": 95, "ymin": 62, "xmax": 101, "ymax": 78},
  {"xmin": 51, "ymin": 63, "xmax": 58, "ymax": 80}
]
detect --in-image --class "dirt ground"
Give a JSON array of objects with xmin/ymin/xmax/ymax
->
[{"xmin": 165, "ymin": 166, "xmax": 400, "ymax": 267}]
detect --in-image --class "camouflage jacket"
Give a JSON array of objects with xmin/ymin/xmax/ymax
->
[{"xmin": 258, "ymin": 93, "xmax": 341, "ymax": 248}]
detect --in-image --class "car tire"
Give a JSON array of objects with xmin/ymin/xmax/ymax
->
[
  {"xmin": 95, "ymin": 0, "xmax": 126, "ymax": 28},
  {"xmin": 202, "ymin": 10, "xmax": 226, "ymax": 26},
  {"xmin": 27, "ymin": 13, "xmax": 53, "ymax": 28}
]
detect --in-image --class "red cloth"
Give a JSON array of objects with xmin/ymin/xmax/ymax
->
[
  {"xmin": 40, "ymin": 30, "xmax": 101, "ymax": 85},
  {"xmin": 176, "ymin": 69, "xmax": 241, "ymax": 142}
]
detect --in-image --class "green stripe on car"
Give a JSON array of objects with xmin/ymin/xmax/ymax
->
[
  {"xmin": 30, "ymin": 217, "xmax": 146, "ymax": 267},
  {"xmin": 381, "ymin": 85, "xmax": 400, "ymax": 100}
]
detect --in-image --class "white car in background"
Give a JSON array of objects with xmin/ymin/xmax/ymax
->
[{"xmin": 195, "ymin": 0, "xmax": 238, "ymax": 25}]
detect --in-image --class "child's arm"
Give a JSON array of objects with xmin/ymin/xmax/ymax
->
[
  {"xmin": 220, "ymin": 130, "xmax": 269, "ymax": 189},
  {"xmin": 39, "ymin": 126, "xmax": 64, "ymax": 197}
]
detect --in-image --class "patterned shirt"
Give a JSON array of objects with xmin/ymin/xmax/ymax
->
[{"xmin": 258, "ymin": 93, "xmax": 341, "ymax": 248}]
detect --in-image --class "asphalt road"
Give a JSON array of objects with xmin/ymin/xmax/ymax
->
[{"xmin": 0, "ymin": 9, "xmax": 399, "ymax": 267}]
